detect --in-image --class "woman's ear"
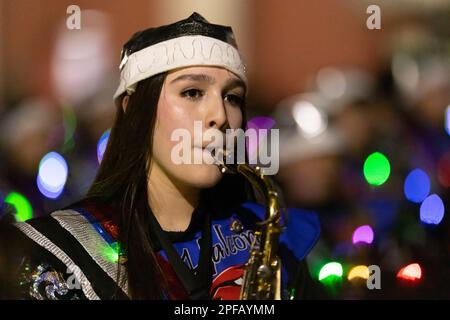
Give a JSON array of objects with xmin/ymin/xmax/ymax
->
[{"xmin": 122, "ymin": 95, "xmax": 130, "ymax": 113}]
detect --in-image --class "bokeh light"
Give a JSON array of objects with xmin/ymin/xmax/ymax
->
[
  {"xmin": 420, "ymin": 194, "xmax": 445, "ymax": 225},
  {"xmin": 437, "ymin": 152, "xmax": 450, "ymax": 188},
  {"xmin": 348, "ymin": 265, "xmax": 369, "ymax": 281},
  {"xmin": 246, "ymin": 116, "xmax": 276, "ymax": 163},
  {"xmin": 316, "ymin": 67, "xmax": 347, "ymax": 99},
  {"xmin": 363, "ymin": 152, "xmax": 391, "ymax": 186},
  {"xmin": 292, "ymin": 101, "xmax": 327, "ymax": 138},
  {"xmin": 61, "ymin": 103, "xmax": 77, "ymax": 153},
  {"xmin": 51, "ymin": 10, "xmax": 113, "ymax": 105},
  {"xmin": 4, "ymin": 192, "xmax": 33, "ymax": 222},
  {"xmin": 318, "ymin": 262, "xmax": 343, "ymax": 281},
  {"xmin": 392, "ymin": 53, "xmax": 420, "ymax": 94},
  {"xmin": 37, "ymin": 152, "xmax": 68, "ymax": 199},
  {"xmin": 397, "ymin": 263, "xmax": 422, "ymax": 281},
  {"xmin": 445, "ymin": 105, "xmax": 450, "ymax": 136},
  {"xmin": 404, "ymin": 168, "xmax": 430, "ymax": 203},
  {"xmin": 352, "ymin": 225, "xmax": 374, "ymax": 245},
  {"xmin": 246, "ymin": 116, "xmax": 276, "ymax": 131},
  {"xmin": 101, "ymin": 242, "xmax": 121, "ymax": 263},
  {"xmin": 97, "ymin": 129, "xmax": 111, "ymax": 164}
]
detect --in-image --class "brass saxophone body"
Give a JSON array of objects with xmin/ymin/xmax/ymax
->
[{"xmin": 214, "ymin": 151, "xmax": 284, "ymax": 300}]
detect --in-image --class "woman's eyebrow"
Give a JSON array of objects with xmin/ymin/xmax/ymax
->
[
  {"xmin": 223, "ymin": 78, "xmax": 246, "ymax": 93},
  {"xmin": 170, "ymin": 73, "xmax": 216, "ymax": 84},
  {"xmin": 170, "ymin": 73, "xmax": 246, "ymax": 92}
]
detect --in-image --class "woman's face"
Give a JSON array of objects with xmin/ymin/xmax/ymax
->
[{"xmin": 150, "ymin": 66, "xmax": 245, "ymax": 189}]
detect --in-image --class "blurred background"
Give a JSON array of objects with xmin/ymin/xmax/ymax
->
[{"xmin": 0, "ymin": 0, "xmax": 449, "ymax": 299}]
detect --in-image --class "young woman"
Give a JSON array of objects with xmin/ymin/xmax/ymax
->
[{"xmin": 0, "ymin": 12, "xmax": 320, "ymax": 300}]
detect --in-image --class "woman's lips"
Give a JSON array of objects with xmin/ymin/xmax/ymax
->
[{"xmin": 192, "ymin": 146, "xmax": 223, "ymax": 165}]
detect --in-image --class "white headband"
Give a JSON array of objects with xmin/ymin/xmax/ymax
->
[{"xmin": 113, "ymin": 35, "xmax": 247, "ymax": 101}]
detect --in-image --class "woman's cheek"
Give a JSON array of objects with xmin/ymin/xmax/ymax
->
[
  {"xmin": 160, "ymin": 97, "xmax": 194, "ymax": 135},
  {"xmin": 226, "ymin": 107, "xmax": 243, "ymax": 130},
  {"xmin": 157, "ymin": 103, "xmax": 197, "ymax": 166}
]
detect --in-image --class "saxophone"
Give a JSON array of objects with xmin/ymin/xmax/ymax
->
[{"xmin": 214, "ymin": 149, "xmax": 285, "ymax": 300}]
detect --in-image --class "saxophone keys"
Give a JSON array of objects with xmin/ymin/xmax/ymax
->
[
  {"xmin": 271, "ymin": 259, "xmax": 279, "ymax": 268},
  {"xmin": 230, "ymin": 219, "xmax": 244, "ymax": 233},
  {"xmin": 256, "ymin": 264, "xmax": 272, "ymax": 279}
]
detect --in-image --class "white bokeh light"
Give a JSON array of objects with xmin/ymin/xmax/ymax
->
[
  {"xmin": 51, "ymin": 10, "xmax": 113, "ymax": 105},
  {"xmin": 292, "ymin": 101, "xmax": 327, "ymax": 138},
  {"xmin": 37, "ymin": 152, "xmax": 68, "ymax": 198},
  {"xmin": 392, "ymin": 53, "xmax": 420, "ymax": 94},
  {"xmin": 316, "ymin": 67, "xmax": 347, "ymax": 99}
]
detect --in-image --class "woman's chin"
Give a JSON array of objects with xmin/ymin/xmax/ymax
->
[{"xmin": 185, "ymin": 163, "xmax": 223, "ymax": 188}]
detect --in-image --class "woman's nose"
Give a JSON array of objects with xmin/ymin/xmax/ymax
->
[{"xmin": 206, "ymin": 95, "xmax": 228, "ymax": 131}]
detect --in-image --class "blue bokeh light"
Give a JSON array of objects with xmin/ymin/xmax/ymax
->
[
  {"xmin": 97, "ymin": 129, "xmax": 111, "ymax": 164},
  {"xmin": 420, "ymin": 194, "xmax": 445, "ymax": 225},
  {"xmin": 445, "ymin": 105, "xmax": 449, "ymax": 136},
  {"xmin": 404, "ymin": 168, "xmax": 431, "ymax": 203}
]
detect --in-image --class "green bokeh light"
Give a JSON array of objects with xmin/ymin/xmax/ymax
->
[
  {"xmin": 318, "ymin": 262, "xmax": 343, "ymax": 281},
  {"xmin": 61, "ymin": 103, "xmax": 77, "ymax": 153},
  {"xmin": 363, "ymin": 152, "xmax": 391, "ymax": 186},
  {"xmin": 5, "ymin": 192, "xmax": 33, "ymax": 222},
  {"xmin": 101, "ymin": 242, "xmax": 121, "ymax": 263}
]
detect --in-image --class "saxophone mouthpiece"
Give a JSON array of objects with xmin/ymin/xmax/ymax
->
[{"xmin": 212, "ymin": 147, "xmax": 236, "ymax": 174}]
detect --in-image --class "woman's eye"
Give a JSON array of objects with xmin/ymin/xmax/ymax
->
[
  {"xmin": 181, "ymin": 89, "xmax": 204, "ymax": 100},
  {"xmin": 224, "ymin": 94, "xmax": 244, "ymax": 107}
]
